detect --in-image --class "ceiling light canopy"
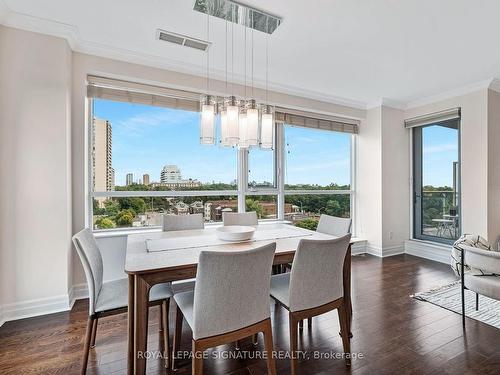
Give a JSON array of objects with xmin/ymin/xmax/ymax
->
[{"xmin": 193, "ymin": 0, "xmax": 282, "ymax": 35}]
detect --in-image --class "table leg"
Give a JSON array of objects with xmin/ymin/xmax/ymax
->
[
  {"xmin": 134, "ymin": 275, "xmax": 151, "ymax": 375},
  {"xmin": 128, "ymin": 275, "xmax": 135, "ymax": 375}
]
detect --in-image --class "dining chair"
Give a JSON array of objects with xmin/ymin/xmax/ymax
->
[
  {"xmin": 316, "ymin": 214, "xmax": 352, "ymax": 237},
  {"xmin": 72, "ymin": 228, "xmax": 174, "ymax": 374},
  {"xmin": 270, "ymin": 234, "xmax": 352, "ymax": 375},
  {"xmin": 172, "ymin": 243, "xmax": 277, "ymax": 374},
  {"xmin": 163, "ymin": 213, "xmax": 204, "ymax": 231},
  {"xmin": 222, "ymin": 211, "xmax": 258, "ymax": 226},
  {"xmin": 460, "ymin": 245, "xmax": 500, "ymax": 327}
]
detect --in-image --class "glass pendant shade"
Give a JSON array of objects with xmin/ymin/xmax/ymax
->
[
  {"xmin": 226, "ymin": 98, "xmax": 240, "ymax": 146},
  {"xmin": 246, "ymin": 106, "xmax": 259, "ymax": 146},
  {"xmin": 200, "ymin": 97, "xmax": 216, "ymax": 145},
  {"xmin": 219, "ymin": 110, "xmax": 230, "ymax": 146},
  {"xmin": 238, "ymin": 112, "xmax": 249, "ymax": 149},
  {"xmin": 260, "ymin": 106, "xmax": 274, "ymax": 149}
]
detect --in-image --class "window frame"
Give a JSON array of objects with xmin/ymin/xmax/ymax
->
[{"xmin": 87, "ymin": 94, "xmax": 356, "ymax": 233}]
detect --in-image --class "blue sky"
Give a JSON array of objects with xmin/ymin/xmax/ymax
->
[
  {"xmin": 94, "ymin": 99, "xmax": 457, "ymax": 188},
  {"xmin": 422, "ymin": 125, "xmax": 458, "ymax": 187}
]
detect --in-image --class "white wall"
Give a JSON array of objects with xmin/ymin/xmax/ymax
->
[
  {"xmin": 356, "ymin": 105, "xmax": 409, "ymax": 256},
  {"xmin": 487, "ymin": 89, "xmax": 500, "ymax": 246},
  {"xmin": 0, "ymin": 26, "xmax": 73, "ymax": 321}
]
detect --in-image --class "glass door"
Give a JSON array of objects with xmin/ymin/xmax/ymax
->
[{"xmin": 413, "ymin": 120, "xmax": 460, "ymax": 243}]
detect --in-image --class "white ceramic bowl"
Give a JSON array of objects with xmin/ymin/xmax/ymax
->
[{"xmin": 216, "ymin": 225, "xmax": 256, "ymax": 242}]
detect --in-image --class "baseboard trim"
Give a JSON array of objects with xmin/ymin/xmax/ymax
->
[
  {"xmin": 69, "ymin": 283, "xmax": 89, "ymax": 308},
  {"xmin": 364, "ymin": 244, "xmax": 404, "ymax": 258},
  {"xmin": 0, "ymin": 304, "xmax": 5, "ymax": 328},
  {"xmin": 351, "ymin": 240, "xmax": 367, "ymax": 255},
  {"xmin": 404, "ymin": 239, "xmax": 451, "ymax": 264},
  {"xmin": 0, "ymin": 294, "xmax": 71, "ymax": 326}
]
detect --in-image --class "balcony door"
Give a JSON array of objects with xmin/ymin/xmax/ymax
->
[{"xmin": 413, "ymin": 119, "xmax": 460, "ymax": 244}]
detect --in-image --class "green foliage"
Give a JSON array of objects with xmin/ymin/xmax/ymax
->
[
  {"xmin": 115, "ymin": 209, "xmax": 135, "ymax": 226},
  {"xmin": 294, "ymin": 218, "xmax": 319, "ymax": 231},
  {"xmin": 95, "ymin": 217, "xmax": 116, "ymax": 229},
  {"xmin": 116, "ymin": 197, "xmax": 146, "ymax": 215},
  {"xmin": 286, "ymin": 194, "xmax": 350, "ymax": 218},
  {"xmin": 245, "ymin": 198, "xmax": 264, "ymax": 219},
  {"xmin": 104, "ymin": 200, "xmax": 120, "ymax": 216}
]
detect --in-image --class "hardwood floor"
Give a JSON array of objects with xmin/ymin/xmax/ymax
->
[{"xmin": 1, "ymin": 254, "xmax": 499, "ymax": 374}]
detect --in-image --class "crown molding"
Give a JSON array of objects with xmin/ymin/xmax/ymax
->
[
  {"xmin": 366, "ymin": 97, "xmax": 406, "ymax": 111},
  {"xmin": 405, "ymin": 78, "xmax": 497, "ymax": 110},
  {"xmin": 0, "ymin": 4, "xmax": 367, "ymax": 111}
]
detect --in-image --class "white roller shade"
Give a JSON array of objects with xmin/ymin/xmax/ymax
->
[
  {"xmin": 87, "ymin": 76, "xmax": 201, "ymax": 112},
  {"xmin": 275, "ymin": 108, "xmax": 359, "ymax": 134},
  {"xmin": 405, "ymin": 108, "xmax": 461, "ymax": 128}
]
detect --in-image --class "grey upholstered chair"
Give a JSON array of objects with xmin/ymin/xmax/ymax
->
[
  {"xmin": 460, "ymin": 245, "xmax": 500, "ymax": 327},
  {"xmin": 163, "ymin": 213, "xmax": 204, "ymax": 231},
  {"xmin": 222, "ymin": 211, "xmax": 258, "ymax": 226},
  {"xmin": 172, "ymin": 243, "xmax": 277, "ymax": 374},
  {"xmin": 72, "ymin": 228, "xmax": 174, "ymax": 374},
  {"xmin": 270, "ymin": 234, "xmax": 352, "ymax": 374},
  {"xmin": 317, "ymin": 214, "xmax": 352, "ymax": 237}
]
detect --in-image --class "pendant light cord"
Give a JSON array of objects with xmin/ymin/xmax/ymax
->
[
  {"xmin": 266, "ymin": 17, "xmax": 269, "ymax": 105},
  {"xmin": 251, "ymin": 11, "xmax": 254, "ymax": 99},
  {"xmin": 206, "ymin": 8, "xmax": 210, "ymax": 96}
]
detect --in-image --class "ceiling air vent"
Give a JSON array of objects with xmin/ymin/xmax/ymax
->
[{"xmin": 157, "ymin": 29, "xmax": 210, "ymax": 51}]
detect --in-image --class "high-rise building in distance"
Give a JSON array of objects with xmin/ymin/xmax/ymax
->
[
  {"xmin": 143, "ymin": 174, "xmax": 150, "ymax": 185},
  {"xmin": 126, "ymin": 173, "xmax": 133, "ymax": 186},
  {"xmin": 161, "ymin": 165, "xmax": 182, "ymax": 183},
  {"xmin": 93, "ymin": 118, "xmax": 113, "ymax": 192}
]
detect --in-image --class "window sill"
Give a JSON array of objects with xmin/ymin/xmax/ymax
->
[{"xmin": 93, "ymin": 219, "xmax": 293, "ymax": 239}]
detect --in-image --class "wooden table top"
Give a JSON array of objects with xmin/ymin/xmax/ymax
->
[{"xmin": 125, "ymin": 223, "xmax": 362, "ymax": 275}]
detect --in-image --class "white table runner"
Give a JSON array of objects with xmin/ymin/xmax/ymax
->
[{"xmin": 146, "ymin": 225, "xmax": 312, "ymax": 252}]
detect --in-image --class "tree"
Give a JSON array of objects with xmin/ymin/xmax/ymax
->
[
  {"xmin": 295, "ymin": 218, "xmax": 319, "ymax": 231},
  {"xmin": 95, "ymin": 217, "xmax": 116, "ymax": 229},
  {"xmin": 325, "ymin": 199, "xmax": 342, "ymax": 217},
  {"xmin": 104, "ymin": 200, "xmax": 120, "ymax": 216},
  {"xmin": 117, "ymin": 197, "xmax": 146, "ymax": 215},
  {"xmin": 115, "ymin": 209, "xmax": 135, "ymax": 226},
  {"xmin": 245, "ymin": 198, "xmax": 264, "ymax": 218}
]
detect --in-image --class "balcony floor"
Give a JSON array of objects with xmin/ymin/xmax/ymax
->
[{"xmin": 0, "ymin": 254, "xmax": 499, "ymax": 374}]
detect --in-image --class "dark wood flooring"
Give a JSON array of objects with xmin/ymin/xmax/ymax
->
[{"xmin": 1, "ymin": 254, "xmax": 499, "ymax": 374}]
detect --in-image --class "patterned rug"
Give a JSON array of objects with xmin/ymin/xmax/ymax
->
[{"xmin": 412, "ymin": 281, "xmax": 500, "ymax": 330}]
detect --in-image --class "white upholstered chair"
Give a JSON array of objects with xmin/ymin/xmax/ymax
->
[
  {"xmin": 317, "ymin": 214, "xmax": 352, "ymax": 237},
  {"xmin": 163, "ymin": 213, "xmax": 204, "ymax": 231},
  {"xmin": 460, "ymin": 245, "xmax": 500, "ymax": 327},
  {"xmin": 222, "ymin": 211, "xmax": 258, "ymax": 226},
  {"xmin": 270, "ymin": 234, "xmax": 352, "ymax": 374},
  {"xmin": 72, "ymin": 228, "xmax": 173, "ymax": 374},
  {"xmin": 172, "ymin": 243, "xmax": 277, "ymax": 374}
]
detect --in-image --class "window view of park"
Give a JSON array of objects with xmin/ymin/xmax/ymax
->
[{"xmin": 91, "ymin": 99, "xmax": 352, "ymax": 230}]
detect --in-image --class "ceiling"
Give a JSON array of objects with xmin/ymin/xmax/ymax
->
[{"xmin": 2, "ymin": 0, "xmax": 500, "ymax": 109}]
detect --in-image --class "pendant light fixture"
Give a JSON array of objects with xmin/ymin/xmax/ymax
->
[
  {"xmin": 200, "ymin": 8, "xmax": 215, "ymax": 144},
  {"xmin": 246, "ymin": 11, "xmax": 259, "ymax": 146},
  {"xmin": 260, "ymin": 19, "xmax": 274, "ymax": 149}
]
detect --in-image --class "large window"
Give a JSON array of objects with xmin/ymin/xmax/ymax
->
[
  {"xmin": 88, "ymin": 79, "xmax": 356, "ymax": 231},
  {"xmin": 413, "ymin": 119, "xmax": 460, "ymax": 243},
  {"xmin": 283, "ymin": 124, "xmax": 352, "ymax": 230}
]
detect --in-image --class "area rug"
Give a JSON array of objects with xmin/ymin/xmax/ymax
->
[{"xmin": 412, "ymin": 281, "xmax": 500, "ymax": 329}]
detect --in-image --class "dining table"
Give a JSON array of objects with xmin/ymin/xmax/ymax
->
[{"xmin": 125, "ymin": 222, "xmax": 360, "ymax": 375}]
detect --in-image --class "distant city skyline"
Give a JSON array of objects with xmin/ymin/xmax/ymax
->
[{"xmin": 93, "ymin": 99, "xmax": 457, "ymax": 188}]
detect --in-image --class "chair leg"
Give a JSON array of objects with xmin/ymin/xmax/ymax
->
[
  {"xmin": 289, "ymin": 313, "xmax": 299, "ymax": 375},
  {"xmin": 90, "ymin": 317, "xmax": 98, "ymax": 348},
  {"xmin": 461, "ymin": 257, "xmax": 466, "ymax": 328},
  {"xmin": 172, "ymin": 303, "xmax": 183, "ymax": 370},
  {"xmin": 338, "ymin": 302, "xmax": 351, "ymax": 366},
  {"xmin": 81, "ymin": 316, "xmax": 94, "ymax": 375},
  {"xmin": 298, "ymin": 319, "xmax": 304, "ymax": 330},
  {"xmin": 159, "ymin": 303, "xmax": 164, "ymax": 332},
  {"xmin": 307, "ymin": 317, "xmax": 312, "ymax": 329},
  {"xmin": 476, "ymin": 293, "xmax": 479, "ymax": 311},
  {"xmin": 162, "ymin": 299, "xmax": 170, "ymax": 368},
  {"xmin": 192, "ymin": 340, "xmax": 204, "ymax": 375},
  {"xmin": 262, "ymin": 319, "xmax": 277, "ymax": 375}
]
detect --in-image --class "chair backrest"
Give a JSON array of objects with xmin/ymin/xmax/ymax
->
[
  {"xmin": 72, "ymin": 228, "xmax": 104, "ymax": 315},
  {"xmin": 163, "ymin": 213, "xmax": 204, "ymax": 232},
  {"xmin": 192, "ymin": 243, "xmax": 276, "ymax": 339},
  {"xmin": 464, "ymin": 245, "xmax": 500, "ymax": 275},
  {"xmin": 316, "ymin": 214, "xmax": 352, "ymax": 237},
  {"xmin": 222, "ymin": 211, "xmax": 258, "ymax": 226},
  {"xmin": 288, "ymin": 234, "xmax": 351, "ymax": 312}
]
